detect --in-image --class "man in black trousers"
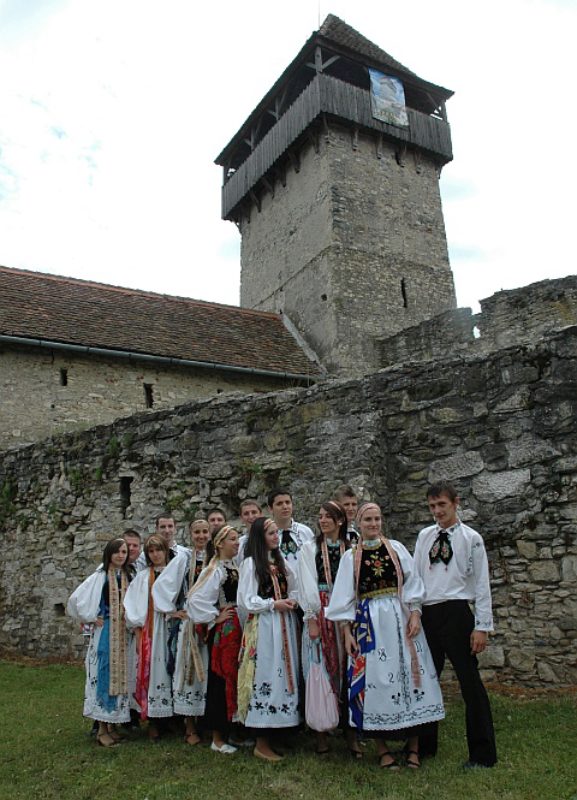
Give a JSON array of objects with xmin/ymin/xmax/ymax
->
[{"xmin": 413, "ymin": 480, "xmax": 497, "ymax": 768}]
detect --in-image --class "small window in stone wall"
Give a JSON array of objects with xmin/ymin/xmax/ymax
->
[
  {"xmin": 60, "ymin": 368, "xmax": 68, "ymax": 386},
  {"xmin": 54, "ymin": 603, "xmax": 65, "ymax": 617},
  {"xmin": 401, "ymin": 278, "xmax": 408, "ymax": 308},
  {"xmin": 120, "ymin": 476, "xmax": 133, "ymax": 518},
  {"xmin": 143, "ymin": 383, "xmax": 154, "ymax": 408}
]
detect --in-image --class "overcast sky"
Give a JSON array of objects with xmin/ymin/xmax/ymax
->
[{"xmin": 0, "ymin": 0, "xmax": 575, "ymax": 312}]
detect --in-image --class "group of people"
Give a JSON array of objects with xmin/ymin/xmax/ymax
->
[{"xmin": 67, "ymin": 481, "xmax": 497, "ymax": 769}]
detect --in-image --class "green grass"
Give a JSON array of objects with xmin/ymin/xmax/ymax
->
[{"xmin": 3, "ymin": 659, "xmax": 576, "ymax": 800}]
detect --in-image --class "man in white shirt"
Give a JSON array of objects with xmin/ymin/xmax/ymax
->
[
  {"xmin": 207, "ymin": 508, "xmax": 227, "ymax": 537},
  {"xmin": 267, "ymin": 488, "xmax": 314, "ymax": 565},
  {"xmin": 123, "ymin": 529, "xmax": 143, "ymax": 574},
  {"xmin": 413, "ymin": 480, "xmax": 497, "ymax": 768},
  {"xmin": 333, "ymin": 484, "xmax": 359, "ymax": 544},
  {"xmin": 134, "ymin": 512, "xmax": 188, "ymax": 570},
  {"xmin": 236, "ymin": 499, "xmax": 262, "ymax": 565}
]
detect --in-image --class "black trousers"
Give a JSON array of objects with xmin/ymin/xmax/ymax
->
[{"xmin": 420, "ymin": 600, "xmax": 497, "ymax": 766}]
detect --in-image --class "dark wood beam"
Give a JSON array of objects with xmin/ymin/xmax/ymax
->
[
  {"xmin": 261, "ymin": 175, "xmax": 275, "ymax": 198},
  {"xmin": 249, "ymin": 189, "xmax": 261, "ymax": 212},
  {"xmin": 307, "ymin": 128, "xmax": 320, "ymax": 154},
  {"xmin": 287, "ymin": 149, "xmax": 300, "ymax": 174},
  {"xmin": 275, "ymin": 163, "xmax": 286, "ymax": 188}
]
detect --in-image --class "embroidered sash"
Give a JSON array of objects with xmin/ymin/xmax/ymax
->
[
  {"xmin": 347, "ymin": 598, "xmax": 375, "ymax": 730},
  {"xmin": 318, "ymin": 540, "xmax": 345, "ymax": 696},
  {"xmin": 237, "ymin": 614, "xmax": 258, "ymax": 722},
  {"xmin": 270, "ymin": 565, "xmax": 296, "ymax": 696},
  {"xmin": 108, "ymin": 568, "xmax": 128, "ymax": 697},
  {"xmin": 134, "ymin": 568, "xmax": 156, "ymax": 719}
]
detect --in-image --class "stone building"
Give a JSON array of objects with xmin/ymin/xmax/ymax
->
[
  {"xmin": 0, "ymin": 266, "xmax": 320, "ymax": 450},
  {"xmin": 216, "ymin": 14, "xmax": 457, "ymax": 375}
]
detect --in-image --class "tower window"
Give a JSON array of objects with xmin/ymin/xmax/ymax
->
[
  {"xmin": 321, "ymin": 293, "xmax": 327, "ymax": 301},
  {"xmin": 401, "ymin": 279, "xmax": 408, "ymax": 308},
  {"xmin": 60, "ymin": 368, "xmax": 68, "ymax": 386},
  {"xmin": 120, "ymin": 476, "xmax": 133, "ymax": 518},
  {"xmin": 143, "ymin": 383, "xmax": 154, "ymax": 408}
]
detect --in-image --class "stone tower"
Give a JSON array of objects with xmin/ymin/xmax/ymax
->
[{"xmin": 215, "ymin": 15, "xmax": 457, "ymax": 375}]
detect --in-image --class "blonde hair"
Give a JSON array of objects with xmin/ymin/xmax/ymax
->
[{"xmin": 187, "ymin": 526, "xmax": 237, "ymax": 597}]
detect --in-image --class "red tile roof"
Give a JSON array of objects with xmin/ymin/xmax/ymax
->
[{"xmin": 0, "ymin": 266, "xmax": 319, "ymax": 378}]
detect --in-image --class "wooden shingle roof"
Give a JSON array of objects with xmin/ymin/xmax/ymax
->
[
  {"xmin": 318, "ymin": 14, "xmax": 419, "ymax": 79},
  {"xmin": 0, "ymin": 266, "xmax": 319, "ymax": 378}
]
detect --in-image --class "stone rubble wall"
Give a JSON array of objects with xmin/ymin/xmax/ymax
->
[
  {"xmin": 1, "ymin": 327, "xmax": 576, "ymax": 685},
  {"xmin": 378, "ymin": 276, "xmax": 577, "ymax": 369},
  {"xmin": 478, "ymin": 276, "xmax": 577, "ymax": 351}
]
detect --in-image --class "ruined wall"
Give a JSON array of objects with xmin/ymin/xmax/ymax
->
[
  {"xmin": 377, "ymin": 275, "xmax": 577, "ymax": 370},
  {"xmin": 0, "ymin": 343, "xmax": 293, "ymax": 450},
  {"xmin": 479, "ymin": 276, "xmax": 577, "ymax": 350},
  {"xmin": 378, "ymin": 308, "xmax": 474, "ymax": 367},
  {"xmin": 1, "ymin": 326, "xmax": 576, "ymax": 685},
  {"xmin": 240, "ymin": 123, "xmax": 456, "ymax": 375}
]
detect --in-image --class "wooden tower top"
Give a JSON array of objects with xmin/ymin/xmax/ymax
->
[{"xmin": 215, "ymin": 14, "xmax": 454, "ymax": 222}]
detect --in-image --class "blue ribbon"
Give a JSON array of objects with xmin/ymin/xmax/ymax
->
[{"xmin": 348, "ymin": 598, "xmax": 375, "ymax": 730}]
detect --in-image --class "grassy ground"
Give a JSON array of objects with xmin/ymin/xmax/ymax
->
[{"xmin": 3, "ymin": 659, "xmax": 576, "ymax": 800}]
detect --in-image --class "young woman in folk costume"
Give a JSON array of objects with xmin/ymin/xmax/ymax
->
[
  {"xmin": 186, "ymin": 525, "xmax": 242, "ymax": 754},
  {"xmin": 124, "ymin": 535, "xmax": 173, "ymax": 741},
  {"xmin": 237, "ymin": 517, "xmax": 301, "ymax": 762},
  {"xmin": 152, "ymin": 518, "xmax": 210, "ymax": 745},
  {"xmin": 326, "ymin": 503, "xmax": 445, "ymax": 769},
  {"xmin": 67, "ymin": 537, "xmax": 133, "ymax": 747},
  {"xmin": 297, "ymin": 501, "xmax": 361, "ymax": 757}
]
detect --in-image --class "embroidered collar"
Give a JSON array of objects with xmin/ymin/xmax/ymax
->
[
  {"xmin": 361, "ymin": 538, "xmax": 381, "ymax": 550},
  {"xmin": 434, "ymin": 520, "xmax": 460, "ymax": 537}
]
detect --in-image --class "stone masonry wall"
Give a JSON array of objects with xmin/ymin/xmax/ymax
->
[
  {"xmin": 240, "ymin": 123, "xmax": 456, "ymax": 376},
  {"xmin": 377, "ymin": 276, "xmax": 577, "ymax": 370},
  {"xmin": 1, "ymin": 327, "xmax": 576, "ymax": 685},
  {"xmin": 479, "ymin": 276, "xmax": 577, "ymax": 351},
  {"xmin": 0, "ymin": 343, "xmax": 293, "ymax": 450},
  {"xmin": 378, "ymin": 308, "xmax": 474, "ymax": 368}
]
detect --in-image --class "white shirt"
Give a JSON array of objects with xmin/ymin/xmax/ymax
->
[
  {"xmin": 413, "ymin": 521, "xmax": 494, "ymax": 632},
  {"xmin": 277, "ymin": 519, "xmax": 315, "ymax": 564},
  {"xmin": 238, "ymin": 557, "xmax": 298, "ymax": 614},
  {"xmin": 236, "ymin": 532, "xmax": 249, "ymax": 565}
]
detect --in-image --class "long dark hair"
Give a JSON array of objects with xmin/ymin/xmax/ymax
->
[
  {"xmin": 249, "ymin": 516, "xmax": 286, "ymax": 593},
  {"xmin": 102, "ymin": 537, "xmax": 131, "ymax": 579},
  {"xmin": 316, "ymin": 501, "xmax": 349, "ymax": 546}
]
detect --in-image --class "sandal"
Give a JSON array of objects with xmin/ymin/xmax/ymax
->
[
  {"xmin": 379, "ymin": 751, "xmax": 400, "ymax": 770},
  {"xmin": 405, "ymin": 749, "xmax": 421, "ymax": 769},
  {"xmin": 97, "ymin": 733, "xmax": 119, "ymax": 748}
]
